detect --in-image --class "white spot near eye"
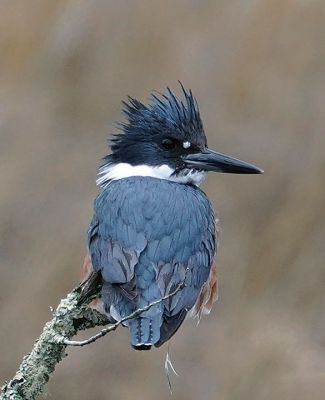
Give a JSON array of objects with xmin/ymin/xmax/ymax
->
[{"xmin": 183, "ymin": 141, "xmax": 191, "ymax": 149}]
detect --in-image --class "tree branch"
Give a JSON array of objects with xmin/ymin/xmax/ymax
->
[
  {"xmin": 62, "ymin": 281, "xmax": 185, "ymax": 347},
  {"xmin": 0, "ymin": 272, "xmax": 107, "ymax": 400},
  {"xmin": 0, "ymin": 273, "xmax": 185, "ymax": 400}
]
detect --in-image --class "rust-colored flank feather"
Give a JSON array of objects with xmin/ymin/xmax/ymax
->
[{"xmin": 191, "ymin": 260, "xmax": 218, "ymax": 320}]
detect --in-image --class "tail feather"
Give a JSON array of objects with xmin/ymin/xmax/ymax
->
[{"xmin": 129, "ymin": 315, "xmax": 161, "ymax": 350}]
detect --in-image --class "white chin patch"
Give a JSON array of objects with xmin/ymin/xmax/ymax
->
[{"xmin": 97, "ymin": 163, "xmax": 207, "ymax": 187}]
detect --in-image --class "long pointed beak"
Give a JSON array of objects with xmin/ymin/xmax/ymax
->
[{"xmin": 184, "ymin": 148, "xmax": 263, "ymax": 174}]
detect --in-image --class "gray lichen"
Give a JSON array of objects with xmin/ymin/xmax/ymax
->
[{"xmin": 0, "ymin": 273, "xmax": 108, "ymax": 400}]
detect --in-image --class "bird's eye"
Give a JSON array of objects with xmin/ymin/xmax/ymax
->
[{"xmin": 161, "ymin": 138, "xmax": 178, "ymax": 150}]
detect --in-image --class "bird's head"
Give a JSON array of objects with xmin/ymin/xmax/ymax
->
[{"xmin": 97, "ymin": 83, "xmax": 263, "ymax": 187}]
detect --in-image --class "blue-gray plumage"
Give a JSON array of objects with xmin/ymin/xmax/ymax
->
[
  {"xmin": 88, "ymin": 176, "xmax": 215, "ymax": 347},
  {"xmin": 87, "ymin": 83, "xmax": 262, "ymax": 349}
]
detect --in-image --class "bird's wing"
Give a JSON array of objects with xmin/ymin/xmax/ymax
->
[
  {"xmin": 154, "ymin": 211, "xmax": 217, "ymax": 317},
  {"xmin": 88, "ymin": 217, "xmax": 146, "ymax": 311}
]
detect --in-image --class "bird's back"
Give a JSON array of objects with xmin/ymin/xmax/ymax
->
[{"xmin": 88, "ymin": 176, "xmax": 216, "ymax": 349}]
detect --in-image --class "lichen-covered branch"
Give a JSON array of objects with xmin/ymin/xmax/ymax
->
[
  {"xmin": 0, "ymin": 273, "xmax": 185, "ymax": 400},
  {"xmin": 0, "ymin": 272, "xmax": 108, "ymax": 400}
]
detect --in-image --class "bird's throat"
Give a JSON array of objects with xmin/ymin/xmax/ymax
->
[{"xmin": 97, "ymin": 162, "xmax": 207, "ymax": 187}]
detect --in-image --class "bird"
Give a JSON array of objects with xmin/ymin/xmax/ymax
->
[{"xmin": 83, "ymin": 83, "xmax": 263, "ymax": 350}]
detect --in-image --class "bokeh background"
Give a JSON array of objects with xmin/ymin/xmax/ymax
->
[{"xmin": 0, "ymin": 1, "xmax": 324, "ymax": 399}]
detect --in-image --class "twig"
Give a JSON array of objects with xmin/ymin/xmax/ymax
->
[{"xmin": 63, "ymin": 281, "xmax": 185, "ymax": 347}]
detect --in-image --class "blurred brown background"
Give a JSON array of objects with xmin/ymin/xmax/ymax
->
[{"xmin": 0, "ymin": 1, "xmax": 324, "ymax": 399}]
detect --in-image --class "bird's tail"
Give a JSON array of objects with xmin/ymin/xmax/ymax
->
[{"xmin": 129, "ymin": 313, "xmax": 161, "ymax": 350}]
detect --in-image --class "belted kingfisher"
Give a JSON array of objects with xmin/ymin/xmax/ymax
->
[{"xmin": 85, "ymin": 84, "xmax": 262, "ymax": 350}]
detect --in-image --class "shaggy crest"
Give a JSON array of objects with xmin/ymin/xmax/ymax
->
[{"xmin": 108, "ymin": 82, "xmax": 206, "ymax": 159}]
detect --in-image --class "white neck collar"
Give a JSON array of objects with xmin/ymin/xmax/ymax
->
[{"xmin": 97, "ymin": 163, "xmax": 206, "ymax": 187}]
